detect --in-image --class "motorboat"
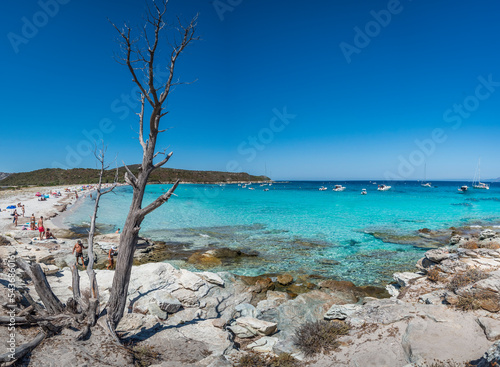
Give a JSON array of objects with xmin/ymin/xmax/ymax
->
[
  {"xmin": 332, "ymin": 185, "xmax": 346, "ymax": 192},
  {"xmin": 377, "ymin": 184, "xmax": 391, "ymax": 191},
  {"xmin": 421, "ymin": 182, "xmax": 432, "ymax": 188},
  {"xmin": 458, "ymin": 185, "xmax": 468, "ymax": 192},
  {"xmin": 361, "ymin": 189, "xmax": 367, "ymax": 195},
  {"xmin": 319, "ymin": 186, "xmax": 327, "ymax": 191},
  {"xmin": 263, "ymin": 188, "xmax": 269, "ymax": 191}
]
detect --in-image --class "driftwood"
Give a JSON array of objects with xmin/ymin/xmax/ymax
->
[
  {"xmin": 15, "ymin": 259, "xmax": 64, "ymax": 314},
  {"xmin": 0, "ymin": 331, "xmax": 46, "ymax": 363}
]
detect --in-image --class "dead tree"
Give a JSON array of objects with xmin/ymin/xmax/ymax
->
[
  {"xmin": 105, "ymin": 0, "xmax": 198, "ymax": 332},
  {"xmin": 73, "ymin": 145, "xmax": 118, "ymax": 340}
]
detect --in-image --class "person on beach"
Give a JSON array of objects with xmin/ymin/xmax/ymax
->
[
  {"xmin": 107, "ymin": 246, "xmax": 118, "ymax": 270},
  {"xmin": 30, "ymin": 214, "xmax": 36, "ymax": 230},
  {"xmin": 22, "ymin": 205, "xmax": 25, "ymax": 217},
  {"xmin": 13, "ymin": 211, "xmax": 18, "ymax": 226},
  {"xmin": 115, "ymin": 228, "xmax": 120, "ymax": 234},
  {"xmin": 45, "ymin": 228, "xmax": 56, "ymax": 240},
  {"xmin": 37, "ymin": 216, "xmax": 45, "ymax": 240},
  {"xmin": 72, "ymin": 240, "xmax": 87, "ymax": 269}
]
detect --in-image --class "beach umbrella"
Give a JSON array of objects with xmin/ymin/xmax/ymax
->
[{"xmin": 6, "ymin": 205, "xmax": 16, "ymax": 209}]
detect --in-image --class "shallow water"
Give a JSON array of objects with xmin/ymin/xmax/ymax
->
[{"xmin": 62, "ymin": 181, "xmax": 500, "ymax": 285}]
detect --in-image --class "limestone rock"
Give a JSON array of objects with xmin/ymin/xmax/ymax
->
[
  {"xmin": 199, "ymin": 271, "xmax": 225, "ymax": 286},
  {"xmin": 235, "ymin": 303, "xmax": 256, "ymax": 318},
  {"xmin": 393, "ymin": 272, "xmax": 422, "ymax": 287},
  {"xmin": 324, "ymin": 304, "xmax": 362, "ymax": 320},
  {"xmin": 154, "ymin": 291, "xmax": 182, "ymax": 313},
  {"xmin": 480, "ymin": 229, "xmax": 497, "ymax": 240},
  {"xmin": 235, "ymin": 317, "xmax": 278, "ymax": 336},
  {"xmin": 247, "ymin": 337, "xmax": 279, "ymax": 353},
  {"xmin": 178, "ymin": 269, "xmax": 205, "ymax": 291},
  {"xmin": 277, "ymin": 274, "xmax": 293, "ymax": 286},
  {"xmin": 227, "ymin": 324, "xmax": 256, "ymax": 338},
  {"xmin": 425, "ymin": 249, "xmax": 450, "ymax": 263},
  {"xmin": 477, "ymin": 317, "xmax": 500, "ymax": 341},
  {"xmin": 148, "ymin": 302, "xmax": 167, "ymax": 319}
]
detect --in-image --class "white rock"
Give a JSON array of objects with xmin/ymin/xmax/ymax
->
[
  {"xmin": 227, "ymin": 324, "xmax": 256, "ymax": 338},
  {"xmin": 480, "ymin": 229, "xmax": 497, "ymax": 240},
  {"xmin": 324, "ymin": 304, "xmax": 362, "ymax": 320},
  {"xmin": 154, "ymin": 291, "xmax": 182, "ymax": 313},
  {"xmin": 247, "ymin": 337, "xmax": 279, "ymax": 353},
  {"xmin": 235, "ymin": 317, "xmax": 278, "ymax": 336},
  {"xmin": 477, "ymin": 317, "xmax": 500, "ymax": 341},
  {"xmin": 235, "ymin": 303, "xmax": 256, "ymax": 318},
  {"xmin": 178, "ymin": 269, "xmax": 205, "ymax": 291},
  {"xmin": 425, "ymin": 249, "xmax": 450, "ymax": 263},
  {"xmin": 199, "ymin": 271, "xmax": 225, "ymax": 286},
  {"xmin": 393, "ymin": 272, "xmax": 422, "ymax": 287}
]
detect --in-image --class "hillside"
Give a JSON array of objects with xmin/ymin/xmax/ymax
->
[{"xmin": 0, "ymin": 167, "xmax": 269, "ymax": 186}]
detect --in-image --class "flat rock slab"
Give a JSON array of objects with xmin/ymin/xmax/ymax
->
[
  {"xmin": 235, "ymin": 317, "xmax": 278, "ymax": 336},
  {"xmin": 477, "ymin": 317, "xmax": 500, "ymax": 341}
]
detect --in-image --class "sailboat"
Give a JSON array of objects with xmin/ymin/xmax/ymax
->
[
  {"xmin": 473, "ymin": 158, "xmax": 490, "ymax": 190},
  {"xmin": 421, "ymin": 163, "xmax": 431, "ymax": 187}
]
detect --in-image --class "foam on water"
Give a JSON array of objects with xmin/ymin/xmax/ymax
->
[{"xmin": 62, "ymin": 181, "xmax": 500, "ymax": 285}]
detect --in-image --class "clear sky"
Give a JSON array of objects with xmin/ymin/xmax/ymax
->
[{"xmin": 2, "ymin": 0, "xmax": 500, "ymax": 180}]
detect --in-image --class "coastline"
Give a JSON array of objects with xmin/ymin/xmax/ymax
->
[{"xmin": 2, "ymin": 185, "xmax": 500, "ymax": 365}]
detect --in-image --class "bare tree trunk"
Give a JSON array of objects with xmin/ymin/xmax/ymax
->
[
  {"xmin": 106, "ymin": 0, "xmax": 197, "ymax": 331},
  {"xmin": 0, "ymin": 332, "xmax": 46, "ymax": 363},
  {"xmin": 15, "ymin": 259, "xmax": 64, "ymax": 314}
]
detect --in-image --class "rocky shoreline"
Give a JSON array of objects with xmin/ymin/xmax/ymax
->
[{"xmin": 2, "ymin": 187, "xmax": 500, "ymax": 366}]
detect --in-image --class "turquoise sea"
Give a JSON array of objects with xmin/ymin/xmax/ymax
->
[{"xmin": 62, "ymin": 181, "xmax": 500, "ymax": 286}]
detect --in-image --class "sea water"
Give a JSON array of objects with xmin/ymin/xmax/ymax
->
[{"xmin": 62, "ymin": 181, "xmax": 500, "ymax": 285}]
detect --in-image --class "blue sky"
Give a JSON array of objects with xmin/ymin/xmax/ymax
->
[{"xmin": 1, "ymin": 0, "xmax": 500, "ymax": 180}]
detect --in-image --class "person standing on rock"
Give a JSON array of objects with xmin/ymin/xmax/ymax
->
[
  {"xmin": 72, "ymin": 240, "xmax": 87, "ymax": 269},
  {"xmin": 37, "ymin": 216, "xmax": 45, "ymax": 240}
]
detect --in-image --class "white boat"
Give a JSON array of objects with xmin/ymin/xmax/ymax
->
[
  {"xmin": 332, "ymin": 185, "xmax": 346, "ymax": 192},
  {"xmin": 473, "ymin": 158, "xmax": 490, "ymax": 190},
  {"xmin": 421, "ymin": 182, "xmax": 432, "ymax": 188},
  {"xmin": 263, "ymin": 188, "xmax": 269, "ymax": 191},
  {"xmin": 361, "ymin": 189, "xmax": 367, "ymax": 195},
  {"xmin": 319, "ymin": 186, "xmax": 327, "ymax": 191},
  {"xmin": 377, "ymin": 184, "xmax": 391, "ymax": 191},
  {"xmin": 458, "ymin": 185, "xmax": 468, "ymax": 192}
]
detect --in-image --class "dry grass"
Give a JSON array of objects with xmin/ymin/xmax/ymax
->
[
  {"xmin": 426, "ymin": 268, "xmax": 441, "ymax": 283},
  {"xmin": 480, "ymin": 241, "xmax": 500, "ymax": 250},
  {"xmin": 461, "ymin": 240, "xmax": 479, "ymax": 249},
  {"xmin": 293, "ymin": 320, "xmax": 350, "ymax": 357},
  {"xmin": 236, "ymin": 352, "xmax": 299, "ymax": 367},
  {"xmin": 455, "ymin": 290, "xmax": 499, "ymax": 311},
  {"xmin": 446, "ymin": 268, "xmax": 488, "ymax": 292}
]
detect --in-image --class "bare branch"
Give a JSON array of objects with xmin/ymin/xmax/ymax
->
[
  {"xmin": 153, "ymin": 151, "xmax": 173, "ymax": 169},
  {"xmin": 0, "ymin": 332, "xmax": 46, "ymax": 363},
  {"xmin": 139, "ymin": 179, "xmax": 180, "ymax": 219}
]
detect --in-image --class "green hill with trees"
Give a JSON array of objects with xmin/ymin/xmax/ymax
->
[{"xmin": 0, "ymin": 166, "xmax": 269, "ymax": 187}]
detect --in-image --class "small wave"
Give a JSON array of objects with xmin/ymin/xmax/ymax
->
[{"xmin": 199, "ymin": 234, "xmax": 210, "ymax": 238}]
